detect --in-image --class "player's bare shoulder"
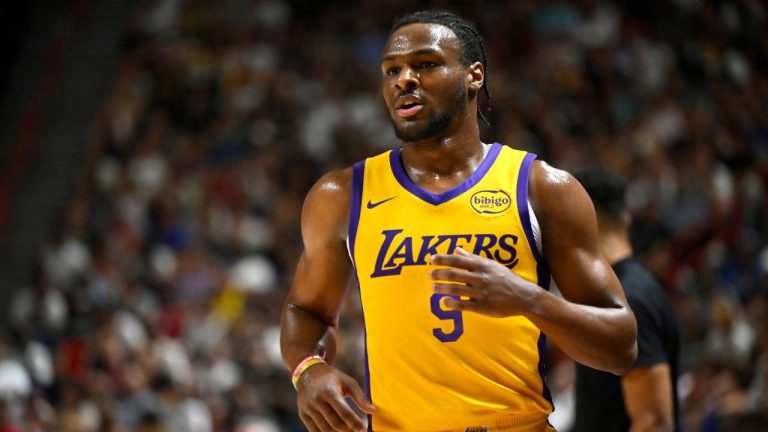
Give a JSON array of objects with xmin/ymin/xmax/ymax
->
[
  {"xmin": 302, "ymin": 167, "xmax": 354, "ymax": 243},
  {"xmin": 528, "ymin": 160, "xmax": 596, "ymax": 233}
]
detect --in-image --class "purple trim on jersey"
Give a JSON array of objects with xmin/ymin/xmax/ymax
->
[
  {"xmin": 517, "ymin": 152, "xmax": 553, "ymax": 409},
  {"xmin": 348, "ymin": 161, "xmax": 365, "ymax": 258},
  {"xmin": 516, "ymin": 152, "xmax": 551, "ymax": 289},
  {"xmin": 538, "ymin": 333, "xmax": 554, "ymax": 407},
  {"xmin": 347, "ymin": 161, "xmax": 373, "ymax": 430},
  {"xmin": 357, "ymin": 273, "xmax": 373, "ymax": 432},
  {"xmin": 388, "ymin": 142, "xmax": 503, "ymax": 206}
]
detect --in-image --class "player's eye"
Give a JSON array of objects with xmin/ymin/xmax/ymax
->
[
  {"xmin": 386, "ymin": 67, "xmax": 400, "ymax": 76},
  {"xmin": 418, "ymin": 61, "xmax": 437, "ymax": 69}
]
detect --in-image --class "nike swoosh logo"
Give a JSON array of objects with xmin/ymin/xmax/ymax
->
[{"xmin": 366, "ymin": 196, "xmax": 397, "ymax": 209}]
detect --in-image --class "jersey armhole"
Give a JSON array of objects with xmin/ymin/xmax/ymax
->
[
  {"xmin": 528, "ymin": 200, "xmax": 542, "ymax": 255},
  {"xmin": 346, "ymin": 161, "xmax": 365, "ymax": 263},
  {"xmin": 516, "ymin": 153, "xmax": 550, "ymax": 289}
]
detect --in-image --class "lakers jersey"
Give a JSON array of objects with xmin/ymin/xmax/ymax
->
[{"xmin": 347, "ymin": 143, "xmax": 553, "ymax": 432}]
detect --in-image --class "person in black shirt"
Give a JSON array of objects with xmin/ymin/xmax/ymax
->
[{"xmin": 573, "ymin": 167, "xmax": 680, "ymax": 432}]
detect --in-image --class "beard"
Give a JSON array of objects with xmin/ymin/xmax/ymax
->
[{"xmin": 392, "ymin": 81, "xmax": 467, "ymax": 142}]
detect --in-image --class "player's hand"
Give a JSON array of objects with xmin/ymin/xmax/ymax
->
[
  {"xmin": 430, "ymin": 247, "xmax": 540, "ymax": 317},
  {"xmin": 296, "ymin": 363, "xmax": 375, "ymax": 432}
]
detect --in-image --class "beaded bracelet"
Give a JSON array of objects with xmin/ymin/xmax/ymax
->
[{"xmin": 291, "ymin": 355, "xmax": 327, "ymax": 389}]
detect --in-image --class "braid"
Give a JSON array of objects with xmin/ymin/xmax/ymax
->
[
  {"xmin": 459, "ymin": 22, "xmax": 492, "ymax": 125},
  {"xmin": 391, "ymin": 10, "xmax": 492, "ymax": 125}
]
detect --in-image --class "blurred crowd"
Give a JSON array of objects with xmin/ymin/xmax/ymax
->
[{"xmin": 0, "ymin": 0, "xmax": 766, "ymax": 431}]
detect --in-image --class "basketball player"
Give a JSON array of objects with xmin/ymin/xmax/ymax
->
[
  {"xmin": 280, "ymin": 11, "xmax": 638, "ymax": 432},
  {"xmin": 573, "ymin": 167, "xmax": 680, "ymax": 432}
]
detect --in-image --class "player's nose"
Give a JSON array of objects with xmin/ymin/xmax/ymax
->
[{"xmin": 395, "ymin": 66, "xmax": 418, "ymax": 90}]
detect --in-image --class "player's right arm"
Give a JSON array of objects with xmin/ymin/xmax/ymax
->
[{"xmin": 280, "ymin": 168, "xmax": 374, "ymax": 432}]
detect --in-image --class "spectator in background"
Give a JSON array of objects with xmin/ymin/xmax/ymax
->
[
  {"xmin": 573, "ymin": 166, "xmax": 680, "ymax": 432},
  {"xmin": 233, "ymin": 415, "xmax": 280, "ymax": 432},
  {"xmin": 0, "ymin": 399, "xmax": 22, "ymax": 432}
]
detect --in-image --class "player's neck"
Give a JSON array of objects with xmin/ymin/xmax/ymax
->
[
  {"xmin": 399, "ymin": 137, "xmax": 486, "ymax": 194},
  {"xmin": 401, "ymin": 113, "xmax": 484, "ymax": 168}
]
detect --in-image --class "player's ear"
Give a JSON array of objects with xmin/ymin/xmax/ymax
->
[{"xmin": 467, "ymin": 61, "xmax": 483, "ymax": 92}]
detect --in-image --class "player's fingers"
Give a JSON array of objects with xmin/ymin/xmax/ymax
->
[
  {"xmin": 299, "ymin": 411, "xmax": 321, "ymax": 432},
  {"xmin": 333, "ymin": 401, "xmax": 368, "ymax": 432},
  {"xmin": 431, "ymin": 250, "xmax": 479, "ymax": 270},
  {"xmin": 341, "ymin": 376, "xmax": 375, "ymax": 414},
  {"xmin": 430, "ymin": 268, "xmax": 481, "ymax": 284},
  {"xmin": 453, "ymin": 246, "xmax": 472, "ymax": 256},
  {"xmin": 307, "ymin": 405, "xmax": 337, "ymax": 431},
  {"xmin": 315, "ymin": 402, "xmax": 351, "ymax": 431},
  {"xmin": 432, "ymin": 283, "xmax": 478, "ymax": 299},
  {"xmin": 323, "ymin": 395, "xmax": 370, "ymax": 432},
  {"xmin": 442, "ymin": 295, "xmax": 483, "ymax": 313}
]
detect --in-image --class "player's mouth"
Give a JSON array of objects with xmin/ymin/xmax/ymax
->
[
  {"xmin": 395, "ymin": 96, "xmax": 425, "ymax": 118},
  {"xmin": 396, "ymin": 102, "xmax": 423, "ymax": 118}
]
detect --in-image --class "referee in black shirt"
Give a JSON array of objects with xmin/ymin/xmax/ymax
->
[{"xmin": 573, "ymin": 167, "xmax": 680, "ymax": 432}]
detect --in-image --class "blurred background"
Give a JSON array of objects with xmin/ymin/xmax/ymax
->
[{"xmin": 0, "ymin": 0, "xmax": 766, "ymax": 431}]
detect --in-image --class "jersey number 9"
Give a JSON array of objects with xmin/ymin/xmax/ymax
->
[{"xmin": 430, "ymin": 293, "xmax": 464, "ymax": 342}]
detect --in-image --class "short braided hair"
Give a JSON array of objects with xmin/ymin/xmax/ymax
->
[{"xmin": 390, "ymin": 10, "xmax": 492, "ymax": 125}]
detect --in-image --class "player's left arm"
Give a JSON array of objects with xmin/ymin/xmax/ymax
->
[
  {"xmin": 526, "ymin": 160, "xmax": 637, "ymax": 373},
  {"xmin": 431, "ymin": 160, "xmax": 637, "ymax": 374},
  {"xmin": 622, "ymin": 363, "xmax": 675, "ymax": 432}
]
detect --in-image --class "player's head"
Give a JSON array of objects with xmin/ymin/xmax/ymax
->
[
  {"xmin": 389, "ymin": 10, "xmax": 491, "ymax": 112},
  {"xmin": 574, "ymin": 166, "xmax": 629, "ymax": 230},
  {"xmin": 381, "ymin": 10, "xmax": 490, "ymax": 142}
]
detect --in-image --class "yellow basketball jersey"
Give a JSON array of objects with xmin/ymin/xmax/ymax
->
[{"xmin": 347, "ymin": 143, "xmax": 554, "ymax": 432}]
